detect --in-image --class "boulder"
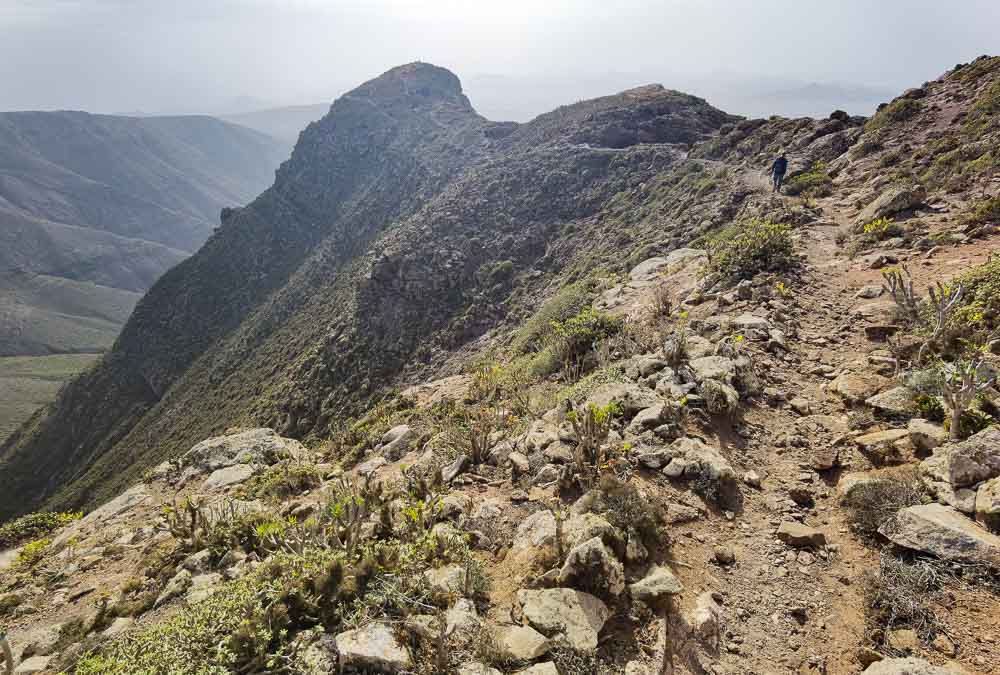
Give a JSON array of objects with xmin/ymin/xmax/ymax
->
[
  {"xmin": 492, "ymin": 625, "xmax": 550, "ymax": 661},
  {"xmin": 776, "ymin": 522, "xmax": 826, "ymax": 548},
  {"xmin": 908, "ymin": 419, "xmax": 948, "ymax": 452},
  {"xmin": 585, "ymin": 383, "xmax": 660, "ymax": 417},
  {"xmin": 13, "ymin": 656, "xmax": 52, "ymax": 675},
  {"xmin": 424, "ymin": 565, "xmax": 467, "ymax": 596},
  {"xmin": 335, "ymin": 622, "xmax": 412, "ymax": 672},
  {"xmin": 880, "ymin": 503, "xmax": 1000, "ymax": 567},
  {"xmin": 513, "ymin": 664, "xmax": 560, "ymax": 675},
  {"xmin": 628, "ymin": 565, "xmax": 684, "ymax": 602},
  {"xmin": 855, "ymin": 428, "xmax": 909, "ymax": 449},
  {"xmin": 855, "ymin": 185, "xmax": 927, "ymax": 227},
  {"xmin": 862, "ymin": 657, "xmax": 967, "ymax": 674},
  {"xmin": 378, "ymin": 424, "xmax": 415, "ymax": 459},
  {"xmin": 181, "ymin": 428, "xmax": 304, "ymax": 472},
  {"xmin": 976, "ymin": 477, "xmax": 1000, "ymax": 531},
  {"xmin": 733, "ymin": 313, "xmax": 771, "ymax": 332},
  {"xmin": 517, "ymin": 588, "xmax": 610, "ymax": 651},
  {"xmin": 919, "ymin": 427, "xmax": 1000, "ymax": 488},
  {"xmin": 54, "ymin": 485, "xmax": 149, "ymax": 547},
  {"xmin": 665, "ymin": 437, "xmax": 737, "ymax": 499},
  {"xmin": 866, "ymin": 387, "xmax": 918, "ymax": 416},
  {"xmin": 187, "ymin": 572, "xmax": 223, "ymax": 603},
  {"xmin": 203, "ymin": 463, "xmax": 256, "ymax": 490},
  {"xmin": 102, "ymin": 617, "xmax": 134, "ymax": 638},
  {"xmin": 562, "ymin": 512, "xmax": 623, "ymax": 553},
  {"xmin": 688, "ymin": 356, "xmax": 736, "ymax": 384},
  {"xmin": 559, "ymin": 536, "xmax": 625, "ymax": 597},
  {"xmin": 299, "ymin": 634, "xmax": 339, "ymax": 675},
  {"xmin": 688, "ymin": 592, "xmax": 722, "ymax": 650},
  {"xmin": 458, "ymin": 664, "xmax": 502, "ymax": 675},
  {"xmin": 512, "ymin": 510, "xmax": 557, "ymax": 550},
  {"xmin": 628, "ymin": 404, "xmax": 667, "ymax": 433},
  {"xmin": 831, "ymin": 372, "xmax": 887, "ymax": 403}
]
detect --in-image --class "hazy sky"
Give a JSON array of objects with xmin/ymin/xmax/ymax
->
[{"xmin": 1, "ymin": 0, "xmax": 998, "ymax": 118}]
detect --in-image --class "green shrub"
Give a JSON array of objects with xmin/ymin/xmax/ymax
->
[
  {"xmin": 861, "ymin": 217, "xmax": 904, "ymax": 241},
  {"xmin": 14, "ymin": 538, "xmax": 50, "ymax": 569},
  {"xmin": 0, "ymin": 511, "xmax": 81, "ymax": 549},
  {"xmin": 962, "ymin": 197, "xmax": 1000, "ymax": 227},
  {"xmin": 867, "ymin": 98, "xmax": 923, "ymax": 130},
  {"xmin": 548, "ymin": 308, "xmax": 622, "ymax": 371},
  {"xmin": 863, "ymin": 554, "xmax": 943, "ymax": 651},
  {"xmin": 705, "ymin": 218, "xmax": 797, "ymax": 282},
  {"xmin": 512, "ymin": 281, "xmax": 593, "ymax": 354},
  {"xmin": 964, "ymin": 80, "xmax": 1000, "ymax": 135},
  {"xmin": 237, "ymin": 463, "xmax": 322, "ymax": 502},
  {"xmin": 784, "ymin": 161, "xmax": 833, "ymax": 197}
]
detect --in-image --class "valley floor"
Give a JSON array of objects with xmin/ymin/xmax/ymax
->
[{"xmin": 0, "ymin": 354, "xmax": 100, "ymax": 444}]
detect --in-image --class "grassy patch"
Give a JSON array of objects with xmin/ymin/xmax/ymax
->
[
  {"xmin": 511, "ymin": 281, "xmax": 594, "ymax": 354},
  {"xmin": 0, "ymin": 511, "xmax": 81, "ymax": 548},
  {"xmin": 841, "ymin": 470, "xmax": 925, "ymax": 540},
  {"xmin": 784, "ymin": 161, "xmax": 833, "ymax": 197},
  {"xmin": 867, "ymin": 99, "xmax": 923, "ymax": 131}
]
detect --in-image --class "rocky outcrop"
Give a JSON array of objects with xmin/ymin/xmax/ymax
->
[
  {"xmin": 854, "ymin": 185, "xmax": 927, "ymax": 227},
  {"xmin": 880, "ymin": 503, "xmax": 1000, "ymax": 567},
  {"xmin": 334, "ymin": 623, "xmax": 412, "ymax": 672},
  {"xmin": 862, "ymin": 657, "xmax": 967, "ymax": 674},
  {"xmin": 517, "ymin": 588, "xmax": 610, "ymax": 651}
]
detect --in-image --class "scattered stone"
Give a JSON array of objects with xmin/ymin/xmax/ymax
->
[
  {"xmin": 378, "ymin": 424, "xmax": 415, "ymax": 459},
  {"xmin": 458, "ymin": 664, "xmax": 502, "ymax": 675},
  {"xmin": 854, "ymin": 428, "xmax": 909, "ymax": 449},
  {"xmin": 865, "ymin": 386, "xmax": 917, "ymax": 416},
  {"xmin": 855, "ymin": 184, "xmax": 927, "ymax": 227},
  {"xmin": 908, "ymin": 419, "xmax": 948, "ymax": 452},
  {"xmin": 862, "ymin": 656, "xmax": 965, "ymax": 674},
  {"xmin": 512, "ymin": 663, "xmax": 559, "ymax": 675},
  {"xmin": 203, "ymin": 463, "xmax": 257, "ymax": 489},
  {"xmin": 879, "ymin": 503, "xmax": 1000, "ymax": 567},
  {"xmin": 102, "ymin": 617, "xmax": 134, "ymax": 637},
  {"xmin": 508, "ymin": 451, "xmax": 531, "ymax": 475},
  {"xmin": 13, "ymin": 656, "xmax": 52, "ymax": 675},
  {"xmin": 864, "ymin": 325, "xmax": 902, "ymax": 342},
  {"xmin": 187, "ymin": 572, "xmax": 223, "ymax": 603},
  {"xmin": 356, "ymin": 455, "xmax": 387, "ymax": 476},
  {"xmin": 744, "ymin": 470, "xmax": 762, "ymax": 489},
  {"xmin": 629, "ymin": 565, "xmax": 684, "ymax": 601},
  {"xmin": 517, "ymin": 588, "xmax": 610, "ymax": 651},
  {"xmin": 831, "ymin": 372, "xmax": 887, "ymax": 403},
  {"xmin": 335, "ymin": 622, "xmax": 413, "ymax": 672},
  {"xmin": 493, "ymin": 624, "xmax": 550, "ymax": 661},
  {"xmin": 776, "ymin": 522, "xmax": 826, "ymax": 548},
  {"xmin": 585, "ymin": 383, "xmax": 660, "ymax": 417},
  {"xmin": 155, "ymin": 569, "xmax": 192, "ymax": 607},
  {"xmin": 512, "ymin": 510, "xmax": 557, "ymax": 550},
  {"xmin": 920, "ymin": 427, "xmax": 1000, "ymax": 488},
  {"xmin": 887, "ymin": 628, "xmax": 919, "ymax": 653},
  {"xmin": 856, "ymin": 286, "xmax": 884, "ymax": 299},
  {"xmin": 976, "ymin": 477, "xmax": 1000, "ymax": 531},
  {"xmin": 789, "ymin": 397, "xmax": 812, "ymax": 415},
  {"xmin": 560, "ymin": 537, "xmax": 625, "ymax": 597},
  {"xmin": 714, "ymin": 546, "xmax": 736, "ymax": 565}
]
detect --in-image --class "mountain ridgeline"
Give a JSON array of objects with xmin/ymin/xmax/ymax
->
[{"xmin": 1, "ymin": 61, "xmax": 854, "ymax": 517}]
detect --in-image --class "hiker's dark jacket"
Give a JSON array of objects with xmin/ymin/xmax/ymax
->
[{"xmin": 771, "ymin": 157, "xmax": 788, "ymax": 175}]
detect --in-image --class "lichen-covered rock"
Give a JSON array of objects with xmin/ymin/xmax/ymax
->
[
  {"xmin": 512, "ymin": 510, "xmax": 557, "ymax": 550},
  {"xmin": 203, "ymin": 463, "xmax": 256, "ymax": 490},
  {"xmin": 335, "ymin": 622, "xmax": 412, "ymax": 672},
  {"xmin": 880, "ymin": 503, "xmax": 1000, "ymax": 567},
  {"xmin": 855, "ymin": 184, "xmax": 927, "ymax": 226},
  {"xmin": 862, "ymin": 656, "xmax": 967, "ymax": 674},
  {"xmin": 976, "ymin": 477, "xmax": 1000, "ymax": 531},
  {"xmin": 181, "ymin": 428, "xmax": 305, "ymax": 472},
  {"xmin": 559, "ymin": 536, "xmax": 625, "ymax": 597},
  {"xmin": 920, "ymin": 427, "xmax": 1000, "ymax": 488},
  {"xmin": 517, "ymin": 588, "xmax": 610, "ymax": 651},
  {"xmin": 378, "ymin": 424, "xmax": 415, "ymax": 459},
  {"xmin": 492, "ymin": 625, "xmax": 550, "ymax": 661},
  {"xmin": 585, "ymin": 383, "xmax": 660, "ymax": 417},
  {"xmin": 629, "ymin": 565, "xmax": 683, "ymax": 602}
]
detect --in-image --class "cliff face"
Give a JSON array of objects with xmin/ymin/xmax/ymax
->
[{"xmin": 0, "ymin": 63, "xmax": 739, "ymax": 516}]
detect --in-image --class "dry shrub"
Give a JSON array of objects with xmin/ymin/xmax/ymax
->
[{"xmin": 842, "ymin": 470, "xmax": 925, "ymax": 539}]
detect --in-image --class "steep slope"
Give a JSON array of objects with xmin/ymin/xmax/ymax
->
[
  {"xmin": 1, "ymin": 57, "xmax": 1000, "ymax": 675},
  {"xmin": 0, "ymin": 110, "xmax": 287, "ymax": 354},
  {"xmin": 0, "ymin": 63, "xmax": 737, "ymax": 517}
]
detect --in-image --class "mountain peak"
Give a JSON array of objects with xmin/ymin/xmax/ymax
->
[{"xmin": 350, "ymin": 62, "xmax": 470, "ymax": 109}]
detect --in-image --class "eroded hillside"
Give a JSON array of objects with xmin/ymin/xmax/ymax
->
[{"xmin": 1, "ymin": 56, "xmax": 1000, "ymax": 675}]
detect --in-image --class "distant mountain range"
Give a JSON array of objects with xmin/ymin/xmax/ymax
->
[{"xmin": 0, "ymin": 111, "xmax": 287, "ymax": 356}]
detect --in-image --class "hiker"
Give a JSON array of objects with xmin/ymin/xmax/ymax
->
[{"xmin": 770, "ymin": 153, "xmax": 788, "ymax": 193}]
